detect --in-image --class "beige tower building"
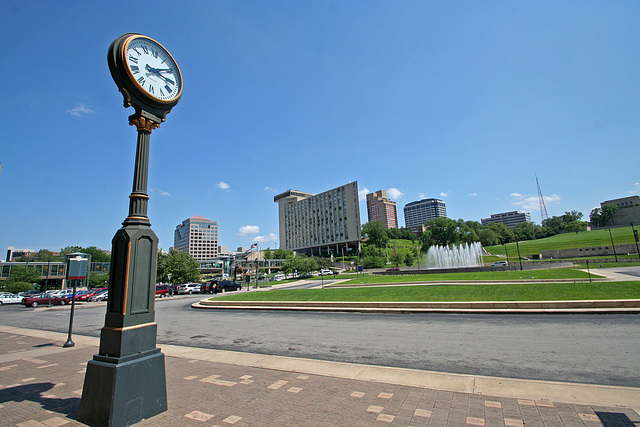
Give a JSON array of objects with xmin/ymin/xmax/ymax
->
[
  {"xmin": 173, "ymin": 215, "xmax": 219, "ymax": 260},
  {"xmin": 366, "ymin": 190, "xmax": 398, "ymax": 229},
  {"xmin": 274, "ymin": 182, "xmax": 362, "ymax": 254}
]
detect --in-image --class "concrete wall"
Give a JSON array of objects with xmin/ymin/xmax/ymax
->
[
  {"xmin": 541, "ymin": 243, "xmax": 638, "ymax": 259},
  {"xmin": 610, "ymin": 205, "xmax": 640, "ymax": 226}
]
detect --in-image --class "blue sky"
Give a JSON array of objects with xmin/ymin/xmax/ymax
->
[{"xmin": 1, "ymin": 1, "xmax": 639, "ymax": 254}]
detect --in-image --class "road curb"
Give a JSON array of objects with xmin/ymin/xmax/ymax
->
[{"xmin": 192, "ymin": 299, "xmax": 640, "ymax": 313}]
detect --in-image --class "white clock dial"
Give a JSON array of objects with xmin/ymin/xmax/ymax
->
[{"xmin": 124, "ymin": 36, "xmax": 182, "ymax": 102}]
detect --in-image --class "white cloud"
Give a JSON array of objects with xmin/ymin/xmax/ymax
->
[
  {"xmin": 66, "ymin": 103, "xmax": 94, "ymax": 117},
  {"xmin": 150, "ymin": 188, "xmax": 171, "ymax": 196},
  {"xmin": 358, "ymin": 187, "xmax": 370, "ymax": 201},
  {"xmin": 216, "ymin": 181, "xmax": 230, "ymax": 190},
  {"xmin": 440, "ymin": 191, "xmax": 449, "ymax": 197},
  {"xmin": 418, "ymin": 193, "xmax": 426, "ymax": 199},
  {"xmin": 469, "ymin": 192, "xmax": 478, "ymax": 196},
  {"xmin": 238, "ymin": 225, "xmax": 260, "ymax": 235},
  {"xmin": 630, "ymin": 182, "xmax": 640, "ymax": 194},
  {"xmin": 264, "ymin": 186, "xmax": 275, "ymax": 192},
  {"xmin": 510, "ymin": 193, "xmax": 561, "ymax": 211},
  {"xmin": 387, "ymin": 187, "xmax": 404, "ymax": 200},
  {"xmin": 255, "ymin": 233, "xmax": 277, "ymax": 243}
]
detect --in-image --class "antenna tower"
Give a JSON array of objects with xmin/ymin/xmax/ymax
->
[{"xmin": 536, "ymin": 174, "xmax": 549, "ymax": 224}]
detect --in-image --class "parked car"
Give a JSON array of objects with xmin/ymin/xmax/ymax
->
[
  {"xmin": 319, "ymin": 269, "xmax": 333, "ymax": 276},
  {"xmin": 78, "ymin": 288, "xmax": 108, "ymax": 301},
  {"xmin": 73, "ymin": 290, "xmax": 91, "ymax": 300},
  {"xmin": 18, "ymin": 290, "xmax": 42, "ymax": 298},
  {"xmin": 169, "ymin": 284, "xmax": 181, "ymax": 294},
  {"xmin": 155, "ymin": 285, "xmax": 170, "ymax": 297},
  {"xmin": 213, "ymin": 281, "xmax": 242, "ymax": 294},
  {"xmin": 491, "ymin": 261, "xmax": 509, "ymax": 267},
  {"xmin": 21, "ymin": 294, "xmax": 72, "ymax": 308},
  {"xmin": 273, "ymin": 274, "xmax": 285, "ymax": 281},
  {"xmin": 200, "ymin": 281, "xmax": 217, "ymax": 294},
  {"xmin": 178, "ymin": 283, "xmax": 201, "ymax": 294},
  {"xmin": 0, "ymin": 294, "xmax": 23, "ymax": 305},
  {"xmin": 88, "ymin": 289, "xmax": 109, "ymax": 302}
]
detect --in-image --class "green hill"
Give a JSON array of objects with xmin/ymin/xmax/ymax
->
[{"xmin": 486, "ymin": 226, "xmax": 638, "ymax": 257}]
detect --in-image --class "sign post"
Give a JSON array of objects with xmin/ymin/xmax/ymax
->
[{"xmin": 63, "ymin": 253, "xmax": 89, "ymax": 348}]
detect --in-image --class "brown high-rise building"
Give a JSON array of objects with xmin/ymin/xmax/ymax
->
[{"xmin": 366, "ymin": 190, "xmax": 398, "ymax": 229}]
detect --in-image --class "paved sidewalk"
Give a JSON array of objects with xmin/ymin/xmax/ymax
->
[{"xmin": 1, "ymin": 327, "xmax": 639, "ymax": 426}]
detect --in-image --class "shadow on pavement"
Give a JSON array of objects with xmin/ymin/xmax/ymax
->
[{"xmin": 0, "ymin": 382, "xmax": 80, "ymax": 418}]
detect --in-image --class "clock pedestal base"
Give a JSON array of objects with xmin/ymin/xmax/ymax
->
[{"xmin": 77, "ymin": 334, "xmax": 167, "ymax": 427}]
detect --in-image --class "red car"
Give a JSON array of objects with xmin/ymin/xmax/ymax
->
[
  {"xmin": 21, "ymin": 294, "xmax": 72, "ymax": 308},
  {"xmin": 155, "ymin": 285, "xmax": 170, "ymax": 297},
  {"xmin": 77, "ymin": 288, "xmax": 108, "ymax": 302}
]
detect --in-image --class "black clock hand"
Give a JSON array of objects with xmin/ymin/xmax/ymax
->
[{"xmin": 145, "ymin": 65, "xmax": 175, "ymax": 85}]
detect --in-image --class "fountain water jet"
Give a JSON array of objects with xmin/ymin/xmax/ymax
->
[{"xmin": 425, "ymin": 242, "xmax": 484, "ymax": 268}]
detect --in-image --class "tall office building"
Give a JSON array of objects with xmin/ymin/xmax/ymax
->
[
  {"xmin": 481, "ymin": 211, "xmax": 532, "ymax": 228},
  {"xmin": 173, "ymin": 215, "xmax": 219, "ymax": 260},
  {"xmin": 274, "ymin": 182, "xmax": 362, "ymax": 254},
  {"xmin": 366, "ymin": 190, "xmax": 398, "ymax": 229},
  {"xmin": 404, "ymin": 198, "xmax": 447, "ymax": 229}
]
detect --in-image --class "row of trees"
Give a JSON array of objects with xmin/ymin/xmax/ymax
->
[
  {"xmin": 14, "ymin": 246, "xmax": 112, "ymax": 263},
  {"xmin": 359, "ymin": 209, "xmax": 595, "ymax": 268}
]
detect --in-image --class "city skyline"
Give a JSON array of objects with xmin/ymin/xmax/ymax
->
[{"xmin": 1, "ymin": 2, "xmax": 639, "ymax": 254}]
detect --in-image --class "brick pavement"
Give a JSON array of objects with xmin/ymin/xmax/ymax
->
[{"xmin": 0, "ymin": 330, "xmax": 638, "ymax": 426}]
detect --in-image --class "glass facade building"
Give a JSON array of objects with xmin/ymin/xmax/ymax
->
[{"xmin": 404, "ymin": 198, "xmax": 447, "ymax": 228}]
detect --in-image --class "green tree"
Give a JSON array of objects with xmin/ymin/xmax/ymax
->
[
  {"xmin": 89, "ymin": 272, "xmax": 110, "ymax": 288},
  {"xmin": 361, "ymin": 255, "xmax": 386, "ymax": 268},
  {"xmin": 156, "ymin": 249, "xmax": 200, "ymax": 284},
  {"xmin": 565, "ymin": 220, "xmax": 588, "ymax": 234},
  {"xmin": 513, "ymin": 222, "xmax": 537, "ymax": 241},
  {"xmin": 17, "ymin": 249, "xmax": 60, "ymax": 262},
  {"xmin": 420, "ymin": 217, "xmax": 461, "ymax": 248},
  {"xmin": 263, "ymin": 248, "xmax": 273, "ymax": 260},
  {"xmin": 478, "ymin": 228, "xmax": 500, "ymax": 247},
  {"xmin": 4, "ymin": 282, "xmax": 34, "ymax": 294},
  {"xmin": 590, "ymin": 204, "xmax": 618, "ymax": 227},
  {"xmin": 362, "ymin": 221, "xmax": 389, "ymax": 247},
  {"xmin": 273, "ymin": 249, "xmax": 294, "ymax": 259},
  {"xmin": 486, "ymin": 222, "xmax": 515, "ymax": 243},
  {"xmin": 59, "ymin": 246, "xmax": 111, "ymax": 262},
  {"xmin": 281, "ymin": 256, "xmax": 318, "ymax": 276}
]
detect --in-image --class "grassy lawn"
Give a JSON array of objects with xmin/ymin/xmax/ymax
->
[
  {"xmin": 334, "ymin": 269, "xmax": 600, "ymax": 285},
  {"xmin": 213, "ymin": 281, "xmax": 640, "ymax": 302},
  {"xmin": 485, "ymin": 227, "xmax": 637, "ymax": 257}
]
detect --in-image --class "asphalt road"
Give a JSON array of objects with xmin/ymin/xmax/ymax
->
[{"xmin": 1, "ymin": 295, "xmax": 638, "ymax": 388}]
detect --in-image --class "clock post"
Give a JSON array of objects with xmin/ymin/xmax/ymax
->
[{"xmin": 78, "ymin": 34, "xmax": 182, "ymax": 427}]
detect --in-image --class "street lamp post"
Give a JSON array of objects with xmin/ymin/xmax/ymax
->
[
  {"xmin": 515, "ymin": 240, "xmax": 523, "ymax": 271},
  {"xmin": 631, "ymin": 222, "xmax": 640, "ymax": 261},
  {"xmin": 608, "ymin": 228, "xmax": 618, "ymax": 262}
]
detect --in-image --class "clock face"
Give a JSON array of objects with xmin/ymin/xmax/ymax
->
[{"xmin": 123, "ymin": 36, "xmax": 182, "ymax": 103}]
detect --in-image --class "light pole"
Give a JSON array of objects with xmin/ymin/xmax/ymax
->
[
  {"xmin": 383, "ymin": 243, "xmax": 389, "ymax": 264},
  {"xmin": 515, "ymin": 240, "xmax": 523, "ymax": 271},
  {"xmin": 631, "ymin": 222, "xmax": 640, "ymax": 261},
  {"xmin": 608, "ymin": 228, "xmax": 618, "ymax": 262}
]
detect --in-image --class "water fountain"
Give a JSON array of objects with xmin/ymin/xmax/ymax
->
[{"xmin": 425, "ymin": 242, "xmax": 484, "ymax": 268}]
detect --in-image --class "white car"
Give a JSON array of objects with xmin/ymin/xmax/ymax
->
[
  {"xmin": 491, "ymin": 261, "xmax": 509, "ymax": 267},
  {"xmin": 0, "ymin": 294, "xmax": 23, "ymax": 305},
  {"xmin": 178, "ymin": 283, "xmax": 201, "ymax": 294},
  {"xmin": 319, "ymin": 269, "xmax": 333, "ymax": 276},
  {"xmin": 273, "ymin": 274, "xmax": 285, "ymax": 281}
]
